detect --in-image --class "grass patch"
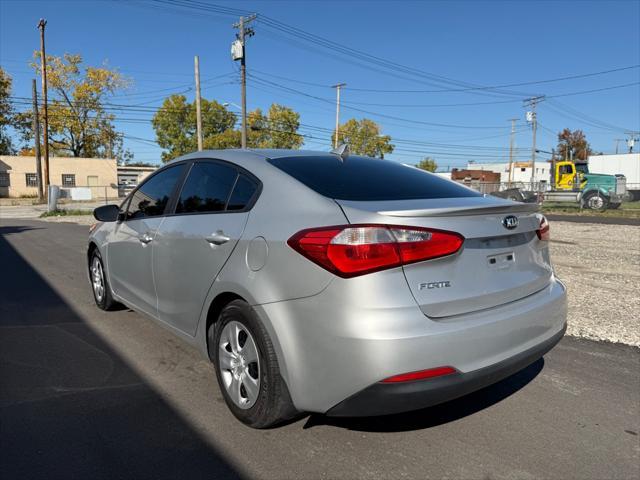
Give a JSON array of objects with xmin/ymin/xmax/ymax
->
[
  {"xmin": 542, "ymin": 201, "xmax": 640, "ymax": 218},
  {"xmin": 40, "ymin": 209, "xmax": 93, "ymax": 218}
]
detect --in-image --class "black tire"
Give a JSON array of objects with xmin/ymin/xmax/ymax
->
[
  {"xmin": 582, "ymin": 192, "xmax": 609, "ymax": 211},
  {"xmin": 609, "ymin": 202, "xmax": 621, "ymax": 210},
  {"xmin": 209, "ymin": 299, "xmax": 297, "ymax": 428},
  {"xmin": 89, "ymin": 249, "xmax": 118, "ymax": 311}
]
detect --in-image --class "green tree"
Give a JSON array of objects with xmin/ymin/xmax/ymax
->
[
  {"xmin": 22, "ymin": 53, "xmax": 129, "ymax": 158},
  {"xmin": 259, "ymin": 104, "xmax": 303, "ymax": 149},
  {"xmin": 152, "ymin": 94, "xmax": 237, "ymax": 161},
  {"xmin": 0, "ymin": 67, "xmax": 16, "ymax": 154},
  {"xmin": 331, "ymin": 118, "xmax": 394, "ymax": 158},
  {"xmin": 416, "ymin": 157, "xmax": 438, "ymax": 172},
  {"xmin": 153, "ymin": 99, "xmax": 303, "ymax": 160},
  {"xmin": 556, "ymin": 128, "xmax": 593, "ymax": 161}
]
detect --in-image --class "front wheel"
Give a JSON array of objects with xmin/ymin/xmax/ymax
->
[
  {"xmin": 209, "ymin": 300, "xmax": 297, "ymax": 428},
  {"xmin": 89, "ymin": 250, "xmax": 118, "ymax": 310},
  {"xmin": 582, "ymin": 192, "xmax": 609, "ymax": 211}
]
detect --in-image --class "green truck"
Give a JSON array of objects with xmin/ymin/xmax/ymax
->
[{"xmin": 545, "ymin": 159, "xmax": 627, "ymax": 211}]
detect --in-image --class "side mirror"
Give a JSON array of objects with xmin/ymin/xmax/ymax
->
[{"xmin": 93, "ymin": 204, "xmax": 120, "ymax": 222}]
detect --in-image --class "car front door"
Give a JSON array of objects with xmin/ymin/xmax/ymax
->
[
  {"xmin": 153, "ymin": 160, "xmax": 259, "ymax": 336},
  {"xmin": 107, "ymin": 163, "xmax": 186, "ymax": 317}
]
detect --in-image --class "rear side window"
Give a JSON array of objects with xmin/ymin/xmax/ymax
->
[
  {"xmin": 127, "ymin": 164, "xmax": 185, "ymax": 219},
  {"xmin": 268, "ymin": 155, "xmax": 481, "ymax": 201},
  {"xmin": 227, "ymin": 174, "xmax": 258, "ymax": 211},
  {"xmin": 176, "ymin": 162, "xmax": 238, "ymax": 214}
]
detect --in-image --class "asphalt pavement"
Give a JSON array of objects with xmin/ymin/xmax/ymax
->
[{"xmin": 1, "ymin": 219, "xmax": 638, "ymax": 480}]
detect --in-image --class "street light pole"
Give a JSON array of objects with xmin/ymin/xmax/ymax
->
[{"xmin": 332, "ymin": 83, "xmax": 346, "ymax": 148}]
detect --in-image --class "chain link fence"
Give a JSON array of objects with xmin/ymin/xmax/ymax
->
[{"xmin": 458, "ymin": 180, "xmax": 640, "ymax": 205}]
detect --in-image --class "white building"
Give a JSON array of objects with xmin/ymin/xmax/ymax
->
[{"xmin": 466, "ymin": 162, "xmax": 550, "ymax": 185}]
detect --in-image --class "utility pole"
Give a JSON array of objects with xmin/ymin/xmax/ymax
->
[
  {"xmin": 194, "ymin": 55, "xmax": 203, "ymax": 151},
  {"xmin": 31, "ymin": 79, "xmax": 44, "ymax": 201},
  {"xmin": 232, "ymin": 14, "xmax": 256, "ymax": 149},
  {"xmin": 524, "ymin": 96, "xmax": 544, "ymax": 189},
  {"xmin": 332, "ymin": 83, "xmax": 346, "ymax": 148},
  {"xmin": 37, "ymin": 19, "xmax": 50, "ymax": 191},
  {"xmin": 614, "ymin": 138, "xmax": 624, "ymax": 154},
  {"xmin": 507, "ymin": 118, "xmax": 518, "ymax": 187}
]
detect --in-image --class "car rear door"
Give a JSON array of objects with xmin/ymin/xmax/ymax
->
[
  {"xmin": 107, "ymin": 163, "xmax": 186, "ymax": 316},
  {"xmin": 153, "ymin": 160, "xmax": 260, "ymax": 336}
]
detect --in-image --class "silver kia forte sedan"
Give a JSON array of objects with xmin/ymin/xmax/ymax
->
[{"xmin": 88, "ymin": 149, "xmax": 567, "ymax": 428}]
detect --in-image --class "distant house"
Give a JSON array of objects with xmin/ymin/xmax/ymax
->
[
  {"xmin": 0, "ymin": 156, "xmax": 118, "ymax": 198},
  {"xmin": 451, "ymin": 168, "xmax": 501, "ymax": 194},
  {"xmin": 117, "ymin": 165, "xmax": 158, "ymax": 196}
]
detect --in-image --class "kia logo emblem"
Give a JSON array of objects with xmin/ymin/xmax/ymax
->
[{"xmin": 502, "ymin": 215, "xmax": 519, "ymax": 229}]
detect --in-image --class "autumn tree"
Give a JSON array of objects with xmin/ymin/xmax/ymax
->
[
  {"xmin": 21, "ymin": 53, "xmax": 130, "ymax": 159},
  {"xmin": 332, "ymin": 118, "xmax": 394, "ymax": 158},
  {"xmin": 416, "ymin": 157, "xmax": 438, "ymax": 172},
  {"xmin": 0, "ymin": 67, "xmax": 16, "ymax": 154},
  {"xmin": 556, "ymin": 128, "xmax": 593, "ymax": 161}
]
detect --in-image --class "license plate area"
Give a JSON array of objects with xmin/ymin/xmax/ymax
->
[{"xmin": 487, "ymin": 252, "xmax": 515, "ymax": 270}]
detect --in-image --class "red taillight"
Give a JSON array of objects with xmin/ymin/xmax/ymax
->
[
  {"xmin": 288, "ymin": 224, "xmax": 464, "ymax": 278},
  {"xmin": 381, "ymin": 366, "xmax": 457, "ymax": 383},
  {"xmin": 536, "ymin": 216, "xmax": 550, "ymax": 241}
]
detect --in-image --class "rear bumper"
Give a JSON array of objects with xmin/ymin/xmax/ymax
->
[
  {"xmin": 256, "ymin": 271, "xmax": 568, "ymax": 414},
  {"xmin": 327, "ymin": 322, "xmax": 566, "ymax": 417}
]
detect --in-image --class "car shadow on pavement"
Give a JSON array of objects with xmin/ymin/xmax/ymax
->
[
  {"xmin": 304, "ymin": 358, "xmax": 544, "ymax": 433},
  {"xmin": 0, "ymin": 227, "xmax": 240, "ymax": 480}
]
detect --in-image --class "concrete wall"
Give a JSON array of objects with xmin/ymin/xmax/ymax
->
[{"xmin": 0, "ymin": 156, "xmax": 118, "ymax": 198}]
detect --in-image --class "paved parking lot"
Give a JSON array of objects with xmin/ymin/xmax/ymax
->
[{"xmin": 1, "ymin": 219, "xmax": 639, "ymax": 480}]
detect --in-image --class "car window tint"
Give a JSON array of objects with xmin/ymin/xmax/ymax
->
[
  {"xmin": 127, "ymin": 164, "xmax": 185, "ymax": 219},
  {"xmin": 268, "ymin": 155, "xmax": 481, "ymax": 201},
  {"xmin": 176, "ymin": 162, "xmax": 238, "ymax": 214},
  {"xmin": 227, "ymin": 174, "xmax": 258, "ymax": 211}
]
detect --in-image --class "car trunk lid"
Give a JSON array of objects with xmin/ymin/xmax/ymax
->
[{"xmin": 337, "ymin": 197, "xmax": 552, "ymax": 318}]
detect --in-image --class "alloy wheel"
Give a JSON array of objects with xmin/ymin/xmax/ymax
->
[
  {"xmin": 91, "ymin": 256, "xmax": 105, "ymax": 303},
  {"xmin": 218, "ymin": 320, "xmax": 261, "ymax": 409}
]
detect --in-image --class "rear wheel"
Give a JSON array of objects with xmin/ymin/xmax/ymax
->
[
  {"xmin": 609, "ymin": 202, "xmax": 621, "ymax": 210},
  {"xmin": 209, "ymin": 299, "xmax": 297, "ymax": 428},
  {"xmin": 582, "ymin": 192, "xmax": 609, "ymax": 211},
  {"xmin": 90, "ymin": 250, "xmax": 118, "ymax": 310}
]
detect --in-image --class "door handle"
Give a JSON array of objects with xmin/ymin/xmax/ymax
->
[
  {"xmin": 205, "ymin": 231, "xmax": 231, "ymax": 246},
  {"xmin": 138, "ymin": 233, "xmax": 153, "ymax": 244}
]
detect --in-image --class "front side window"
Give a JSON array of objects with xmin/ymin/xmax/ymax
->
[
  {"xmin": 176, "ymin": 162, "xmax": 238, "ymax": 214},
  {"xmin": 25, "ymin": 173, "xmax": 38, "ymax": 187},
  {"xmin": 62, "ymin": 174, "xmax": 76, "ymax": 187},
  {"xmin": 127, "ymin": 164, "xmax": 185, "ymax": 220}
]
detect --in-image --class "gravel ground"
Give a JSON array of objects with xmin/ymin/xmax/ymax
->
[
  {"xmin": 550, "ymin": 221, "xmax": 640, "ymax": 347},
  {"xmin": 36, "ymin": 216, "xmax": 640, "ymax": 346}
]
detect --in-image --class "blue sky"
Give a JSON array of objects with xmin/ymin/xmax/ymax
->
[{"xmin": 1, "ymin": 0, "xmax": 639, "ymax": 168}]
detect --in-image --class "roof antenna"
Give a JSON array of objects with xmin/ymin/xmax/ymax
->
[{"xmin": 331, "ymin": 143, "xmax": 349, "ymax": 162}]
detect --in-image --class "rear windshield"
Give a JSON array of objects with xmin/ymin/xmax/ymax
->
[{"xmin": 268, "ymin": 155, "xmax": 481, "ymax": 201}]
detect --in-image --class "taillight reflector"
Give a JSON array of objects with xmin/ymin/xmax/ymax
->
[
  {"xmin": 288, "ymin": 224, "xmax": 464, "ymax": 278},
  {"xmin": 536, "ymin": 216, "xmax": 550, "ymax": 241},
  {"xmin": 381, "ymin": 366, "xmax": 457, "ymax": 383}
]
